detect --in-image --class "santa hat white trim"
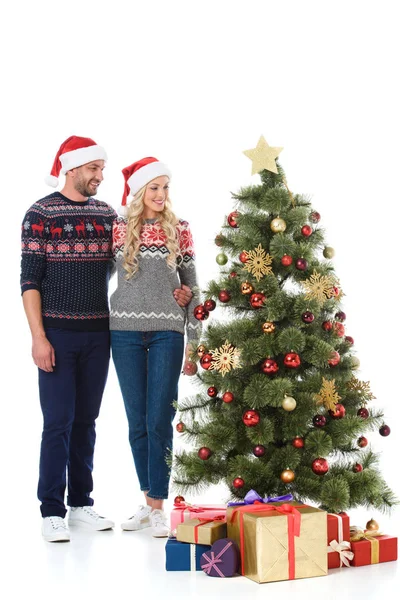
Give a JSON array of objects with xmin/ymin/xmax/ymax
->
[
  {"xmin": 60, "ymin": 145, "xmax": 108, "ymax": 174},
  {"xmin": 127, "ymin": 162, "xmax": 171, "ymax": 197}
]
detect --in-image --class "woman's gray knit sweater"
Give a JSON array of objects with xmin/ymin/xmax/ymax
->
[{"xmin": 109, "ymin": 217, "xmax": 202, "ymax": 343}]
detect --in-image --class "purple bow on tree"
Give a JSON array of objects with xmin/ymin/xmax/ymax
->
[{"xmin": 227, "ymin": 489, "xmax": 293, "ymax": 507}]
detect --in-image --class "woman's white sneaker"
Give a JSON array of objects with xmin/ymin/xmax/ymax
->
[
  {"xmin": 121, "ymin": 505, "xmax": 152, "ymax": 531},
  {"xmin": 68, "ymin": 506, "xmax": 115, "ymax": 530},
  {"xmin": 42, "ymin": 516, "xmax": 70, "ymax": 542},
  {"xmin": 150, "ymin": 509, "xmax": 169, "ymax": 538}
]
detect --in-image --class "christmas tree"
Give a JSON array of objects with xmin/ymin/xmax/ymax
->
[{"xmin": 173, "ymin": 136, "xmax": 396, "ymax": 514}]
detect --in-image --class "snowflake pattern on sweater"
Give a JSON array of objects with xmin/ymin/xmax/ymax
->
[
  {"xmin": 20, "ymin": 192, "xmax": 117, "ymax": 331},
  {"xmin": 110, "ymin": 217, "xmax": 202, "ymax": 342}
]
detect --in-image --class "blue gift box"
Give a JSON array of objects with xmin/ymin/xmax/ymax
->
[{"xmin": 165, "ymin": 537, "xmax": 211, "ymax": 571}]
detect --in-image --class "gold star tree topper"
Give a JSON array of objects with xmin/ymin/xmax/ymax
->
[{"xmin": 243, "ymin": 135, "xmax": 283, "ymax": 175}]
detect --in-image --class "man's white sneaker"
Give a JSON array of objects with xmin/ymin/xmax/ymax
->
[
  {"xmin": 150, "ymin": 509, "xmax": 169, "ymax": 538},
  {"xmin": 68, "ymin": 506, "xmax": 114, "ymax": 531},
  {"xmin": 42, "ymin": 516, "xmax": 70, "ymax": 542},
  {"xmin": 121, "ymin": 505, "xmax": 152, "ymax": 531}
]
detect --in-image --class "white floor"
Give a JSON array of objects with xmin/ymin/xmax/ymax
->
[{"xmin": 2, "ymin": 500, "xmax": 398, "ymax": 600}]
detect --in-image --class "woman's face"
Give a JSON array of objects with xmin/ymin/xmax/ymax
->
[{"xmin": 142, "ymin": 176, "xmax": 170, "ymax": 217}]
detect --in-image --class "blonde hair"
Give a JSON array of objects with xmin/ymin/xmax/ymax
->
[{"xmin": 122, "ymin": 183, "xmax": 181, "ymax": 279}]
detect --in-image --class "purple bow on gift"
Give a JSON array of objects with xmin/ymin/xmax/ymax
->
[{"xmin": 227, "ymin": 489, "xmax": 293, "ymax": 507}]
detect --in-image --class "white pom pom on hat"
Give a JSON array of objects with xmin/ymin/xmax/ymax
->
[
  {"xmin": 120, "ymin": 157, "xmax": 171, "ymax": 216},
  {"xmin": 45, "ymin": 135, "xmax": 107, "ymax": 187}
]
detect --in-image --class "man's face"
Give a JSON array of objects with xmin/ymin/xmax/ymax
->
[{"xmin": 72, "ymin": 160, "xmax": 105, "ymax": 197}]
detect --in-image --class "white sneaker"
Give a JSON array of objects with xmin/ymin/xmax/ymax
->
[
  {"xmin": 150, "ymin": 509, "xmax": 169, "ymax": 538},
  {"xmin": 42, "ymin": 516, "xmax": 70, "ymax": 542},
  {"xmin": 121, "ymin": 505, "xmax": 152, "ymax": 531},
  {"xmin": 68, "ymin": 506, "xmax": 114, "ymax": 531}
]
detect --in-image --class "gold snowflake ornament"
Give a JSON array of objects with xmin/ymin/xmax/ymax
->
[
  {"xmin": 242, "ymin": 244, "xmax": 273, "ymax": 282},
  {"xmin": 315, "ymin": 377, "xmax": 341, "ymax": 411},
  {"xmin": 209, "ymin": 340, "xmax": 242, "ymax": 377},
  {"xmin": 302, "ymin": 270, "xmax": 336, "ymax": 305},
  {"xmin": 347, "ymin": 377, "xmax": 376, "ymax": 402}
]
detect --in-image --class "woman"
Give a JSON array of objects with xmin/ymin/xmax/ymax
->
[{"xmin": 110, "ymin": 157, "xmax": 201, "ymax": 537}]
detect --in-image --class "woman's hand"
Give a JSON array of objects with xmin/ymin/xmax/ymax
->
[{"xmin": 173, "ymin": 284, "xmax": 192, "ymax": 307}]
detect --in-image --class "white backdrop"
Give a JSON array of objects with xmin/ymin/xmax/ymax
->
[{"xmin": 1, "ymin": 0, "xmax": 399, "ymax": 537}]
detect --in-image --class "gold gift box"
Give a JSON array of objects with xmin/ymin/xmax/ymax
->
[
  {"xmin": 227, "ymin": 501, "xmax": 327, "ymax": 584},
  {"xmin": 176, "ymin": 517, "xmax": 227, "ymax": 545}
]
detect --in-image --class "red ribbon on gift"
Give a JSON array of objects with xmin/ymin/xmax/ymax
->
[
  {"xmin": 173, "ymin": 502, "xmax": 226, "ymax": 524},
  {"xmin": 230, "ymin": 502, "xmax": 303, "ymax": 579},
  {"xmin": 194, "ymin": 515, "xmax": 226, "ymax": 543}
]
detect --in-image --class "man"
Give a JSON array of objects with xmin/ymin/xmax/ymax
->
[{"xmin": 20, "ymin": 136, "xmax": 192, "ymax": 542}]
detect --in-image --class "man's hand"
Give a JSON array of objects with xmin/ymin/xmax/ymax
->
[
  {"xmin": 173, "ymin": 284, "xmax": 193, "ymax": 307},
  {"xmin": 32, "ymin": 336, "xmax": 56, "ymax": 372}
]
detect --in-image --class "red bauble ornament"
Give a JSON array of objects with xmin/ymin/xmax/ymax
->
[
  {"xmin": 200, "ymin": 353, "xmax": 213, "ymax": 370},
  {"xmin": 313, "ymin": 414, "xmax": 327, "ymax": 428},
  {"xmin": 328, "ymin": 351, "xmax": 341, "ymax": 367},
  {"xmin": 345, "ymin": 335, "xmax": 354, "ymax": 345},
  {"xmin": 353, "ymin": 463, "xmax": 363, "ymax": 473},
  {"xmin": 250, "ymin": 293, "xmax": 266, "ymax": 308},
  {"xmin": 335, "ymin": 311, "xmax": 346, "ymax": 322},
  {"xmin": 242, "ymin": 409, "xmax": 260, "ymax": 427},
  {"xmin": 176, "ymin": 422, "xmax": 185, "ymax": 433},
  {"xmin": 233, "ymin": 477, "xmax": 245, "ymax": 489},
  {"xmin": 334, "ymin": 322, "xmax": 345, "ymax": 337},
  {"xmin": 215, "ymin": 234, "xmax": 223, "ymax": 247},
  {"xmin": 331, "ymin": 286, "xmax": 340, "ymax": 297},
  {"xmin": 239, "ymin": 251, "xmax": 248, "ymax": 263},
  {"xmin": 322, "ymin": 321, "xmax": 333, "ymax": 332},
  {"xmin": 222, "ymin": 391, "xmax": 234, "ymax": 403},
  {"xmin": 207, "ymin": 386, "xmax": 218, "ymax": 398},
  {"xmin": 312, "ymin": 457, "xmax": 329, "ymax": 475},
  {"xmin": 302, "ymin": 311, "xmax": 315, "ymax": 324},
  {"xmin": 183, "ymin": 361, "xmax": 198, "ymax": 376},
  {"xmin": 194, "ymin": 305, "xmax": 209, "ymax": 321},
  {"xmin": 227, "ymin": 211, "xmax": 239, "ymax": 228},
  {"xmin": 281, "ymin": 254, "xmax": 293, "ymax": 266},
  {"xmin": 357, "ymin": 407, "xmax": 369, "ymax": 419},
  {"xmin": 174, "ymin": 495, "xmax": 185, "ymax": 504},
  {"xmin": 310, "ymin": 211, "xmax": 321, "ymax": 223},
  {"xmin": 218, "ymin": 289, "xmax": 231, "ymax": 303},
  {"xmin": 284, "ymin": 352, "xmax": 301, "ymax": 368},
  {"xmin": 253, "ymin": 445, "xmax": 266, "ymax": 457},
  {"xmin": 329, "ymin": 403, "xmax": 346, "ymax": 419},
  {"xmin": 229, "ymin": 271, "xmax": 237, "ymax": 278},
  {"xmin": 261, "ymin": 358, "xmax": 279, "ymax": 374},
  {"xmin": 357, "ymin": 436, "xmax": 368, "ymax": 448},
  {"xmin": 301, "ymin": 225, "xmax": 313, "ymax": 237},
  {"xmin": 379, "ymin": 424, "xmax": 391, "ymax": 437},
  {"xmin": 295, "ymin": 258, "xmax": 308, "ymax": 271},
  {"xmin": 198, "ymin": 447, "xmax": 212, "ymax": 460},
  {"xmin": 292, "ymin": 436, "xmax": 305, "ymax": 449},
  {"xmin": 204, "ymin": 298, "xmax": 216, "ymax": 311}
]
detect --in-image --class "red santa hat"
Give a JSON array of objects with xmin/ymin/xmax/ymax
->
[
  {"xmin": 45, "ymin": 135, "xmax": 108, "ymax": 187},
  {"xmin": 119, "ymin": 157, "xmax": 171, "ymax": 216}
]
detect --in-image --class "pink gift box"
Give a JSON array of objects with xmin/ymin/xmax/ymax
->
[{"xmin": 170, "ymin": 503, "xmax": 227, "ymax": 532}]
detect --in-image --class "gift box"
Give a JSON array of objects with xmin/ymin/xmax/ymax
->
[
  {"xmin": 327, "ymin": 512, "xmax": 352, "ymax": 568},
  {"xmin": 176, "ymin": 516, "xmax": 227, "ymax": 545},
  {"xmin": 165, "ymin": 537, "xmax": 211, "ymax": 571},
  {"xmin": 200, "ymin": 538, "xmax": 240, "ymax": 577},
  {"xmin": 170, "ymin": 502, "xmax": 226, "ymax": 532},
  {"xmin": 350, "ymin": 528, "xmax": 398, "ymax": 567},
  {"xmin": 227, "ymin": 500, "xmax": 328, "ymax": 584}
]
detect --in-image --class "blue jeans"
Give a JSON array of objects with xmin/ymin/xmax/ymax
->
[
  {"xmin": 38, "ymin": 329, "xmax": 110, "ymax": 517},
  {"xmin": 111, "ymin": 330, "xmax": 184, "ymax": 500}
]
